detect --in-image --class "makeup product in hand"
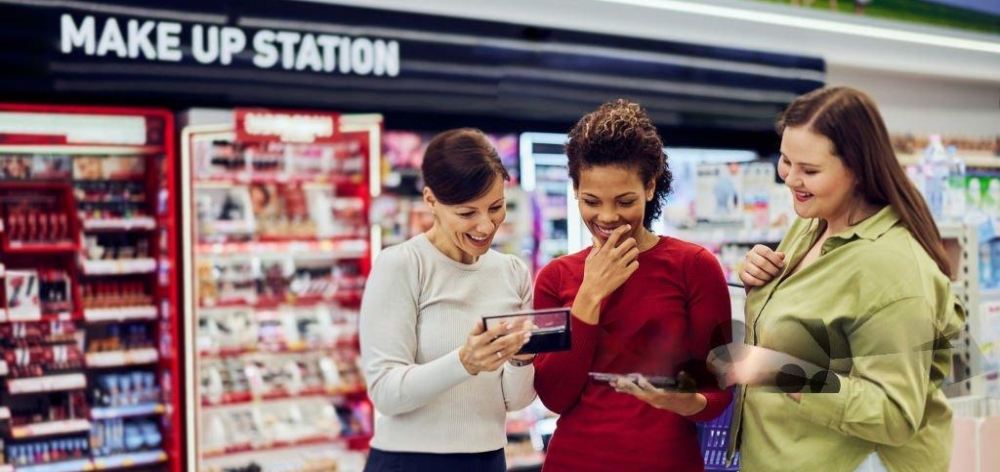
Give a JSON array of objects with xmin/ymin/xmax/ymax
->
[
  {"xmin": 482, "ymin": 308, "xmax": 572, "ymax": 354},
  {"xmin": 588, "ymin": 371, "xmax": 697, "ymax": 391}
]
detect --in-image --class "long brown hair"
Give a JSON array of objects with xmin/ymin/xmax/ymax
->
[{"xmin": 777, "ymin": 86, "xmax": 952, "ymax": 278}]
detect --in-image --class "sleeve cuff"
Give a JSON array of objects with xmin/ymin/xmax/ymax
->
[{"xmin": 439, "ymin": 348, "xmax": 476, "ymax": 383}]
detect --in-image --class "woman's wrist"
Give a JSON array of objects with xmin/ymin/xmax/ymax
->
[
  {"xmin": 508, "ymin": 355, "xmax": 535, "ymax": 367},
  {"xmin": 571, "ymin": 288, "xmax": 603, "ymax": 325},
  {"xmin": 677, "ymin": 393, "xmax": 708, "ymax": 416}
]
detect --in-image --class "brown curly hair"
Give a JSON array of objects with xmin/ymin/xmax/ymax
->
[{"xmin": 566, "ymin": 99, "xmax": 672, "ymax": 229}]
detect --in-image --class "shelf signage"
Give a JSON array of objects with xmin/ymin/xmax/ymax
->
[
  {"xmin": 59, "ymin": 13, "xmax": 401, "ymax": 77},
  {"xmin": 235, "ymin": 109, "xmax": 340, "ymax": 144}
]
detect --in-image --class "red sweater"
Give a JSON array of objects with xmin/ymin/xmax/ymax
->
[{"xmin": 534, "ymin": 236, "xmax": 732, "ymax": 472}]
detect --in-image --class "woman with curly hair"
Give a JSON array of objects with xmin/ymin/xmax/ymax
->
[{"xmin": 533, "ymin": 100, "xmax": 732, "ymax": 471}]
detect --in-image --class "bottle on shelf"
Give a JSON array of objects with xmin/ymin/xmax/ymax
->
[
  {"xmin": 923, "ymin": 134, "xmax": 949, "ymax": 221},
  {"xmin": 945, "ymin": 144, "xmax": 967, "ymax": 222}
]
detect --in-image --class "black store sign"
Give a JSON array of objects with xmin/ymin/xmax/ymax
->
[{"xmin": 0, "ymin": 0, "xmax": 825, "ymax": 131}]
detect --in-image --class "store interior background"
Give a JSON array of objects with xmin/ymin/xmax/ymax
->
[{"xmin": 0, "ymin": 0, "xmax": 997, "ymax": 471}]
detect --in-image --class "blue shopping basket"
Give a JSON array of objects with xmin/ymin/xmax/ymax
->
[{"xmin": 696, "ymin": 399, "xmax": 740, "ymax": 471}]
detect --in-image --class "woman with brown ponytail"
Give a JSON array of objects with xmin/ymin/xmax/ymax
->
[{"xmin": 731, "ymin": 86, "xmax": 965, "ymax": 471}]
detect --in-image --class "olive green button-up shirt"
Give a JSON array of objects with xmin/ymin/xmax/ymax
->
[{"xmin": 738, "ymin": 206, "xmax": 965, "ymax": 472}]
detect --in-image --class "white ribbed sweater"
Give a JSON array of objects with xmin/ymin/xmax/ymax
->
[{"xmin": 359, "ymin": 234, "xmax": 536, "ymax": 453}]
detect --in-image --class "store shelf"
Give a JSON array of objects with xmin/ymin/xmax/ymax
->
[
  {"xmin": 90, "ymin": 403, "xmax": 165, "ymax": 420},
  {"xmin": 82, "ymin": 217, "xmax": 156, "ymax": 232},
  {"xmin": 938, "ymin": 222, "xmax": 965, "ymax": 241},
  {"xmin": 83, "ymin": 306, "xmax": 158, "ymax": 322},
  {"xmin": 980, "ymin": 288, "xmax": 1000, "ymax": 301},
  {"xmin": 199, "ymin": 340, "xmax": 356, "ymax": 359},
  {"xmin": 201, "ymin": 434, "xmax": 345, "ymax": 460},
  {"xmin": 86, "ymin": 348, "xmax": 159, "ymax": 368},
  {"xmin": 80, "ymin": 258, "xmax": 156, "ymax": 276},
  {"xmin": 0, "ymin": 144, "xmax": 162, "ymax": 155},
  {"xmin": 898, "ymin": 152, "xmax": 1000, "ymax": 169},
  {"xmin": 196, "ymin": 238, "xmax": 368, "ymax": 258},
  {"xmin": 0, "ymin": 360, "xmax": 7, "ymax": 376},
  {"xmin": 202, "ymin": 384, "xmax": 366, "ymax": 408},
  {"xmin": 4, "ymin": 241, "xmax": 79, "ymax": 253},
  {"xmin": 200, "ymin": 292, "xmax": 361, "ymax": 310},
  {"xmin": 195, "ymin": 173, "xmax": 357, "ymax": 186},
  {"xmin": 1, "ymin": 311, "xmax": 74, "ymax": 323},
  {"xmin": 9, "ymin": 419, "xmax": 91, "ymax": 439},
  {"xmin": 7, "ymin": 373, "xmax": 86, "ymax": 394},
  {"xmin": 13, "ymin": 458, "xmax": 90, "ymax": 472},
  {"xmin": 671, "ymin": 227, "xmax": 785, "ymax": 246},
  {"xmin": 91, "ymin": 450, "xmax": 167, "ymax": 469}
]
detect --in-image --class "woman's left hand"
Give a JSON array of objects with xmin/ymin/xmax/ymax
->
[{"xmin": 611, "ymin": 375, "xmax": 706, "ymax": 416}]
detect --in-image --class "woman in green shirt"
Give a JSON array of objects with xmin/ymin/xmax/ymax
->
[{"xmin": 729, "ymin": 86, "xmax": 965, "ymax": 471}]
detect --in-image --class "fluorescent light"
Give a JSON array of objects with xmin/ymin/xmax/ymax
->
[{"xmin": 597, "ymin": 0, "xmax": 1000, "ymax": 55}]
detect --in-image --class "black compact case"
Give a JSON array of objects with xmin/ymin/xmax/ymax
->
[{"xmin": 482, "ymin": 307, "xmax": 572, "ymax": 355}]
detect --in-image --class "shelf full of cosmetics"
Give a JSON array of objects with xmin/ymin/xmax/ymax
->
[
  {"xmin": 0, "ymin": 105, "xmax": 181, "ymax": 472},
  {"xmin": 182, "ymin": 110, "xmax": 382, "ymax": 472}
]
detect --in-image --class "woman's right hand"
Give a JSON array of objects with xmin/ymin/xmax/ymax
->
[
  {"xmin": 739, "ymin": 244, "xmax": 785, "ymax": 288},
  {"xmin": 572, "ymin": 225, "xmax": 640, "ymax": 325},
  {"xmin": 459, "ymin": 320, "xmax": 531, "ymax": 375},
  {"xmin": 581, "ymin": 225, "xmax": 640, "ymax": 299}
]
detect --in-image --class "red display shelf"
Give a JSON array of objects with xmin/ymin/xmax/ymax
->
[
  {"xmin": 0, "ymin": 103, "xmax": 182, "ymax": 472},
  {"xmin": 201, "ymin": 434, "xmax": 345, "ymax": 460},
  {"xmin": 345, "ymin": 433, "xmax": 373, "ymax": 451},
  {"xmin": 201, "ymin": 384, "xmax": 366, "ymax": 408},
  {"xmin": 3, "ymin": 241, "xmax": 79, "ymax": 253}
]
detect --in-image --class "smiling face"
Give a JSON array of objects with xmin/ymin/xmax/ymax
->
[
  {"xmin": 424, "ymin": 176, "xmax": 506, "ymax": 264},
  {"xmin": 778, "ymin": 126, "xmax": 859, "ymax": 224},
  {"xmin": 576, "ymin": 165, "xmax": 653, "ymax": 245}
]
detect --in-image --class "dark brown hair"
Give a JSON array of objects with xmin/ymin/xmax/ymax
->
[
  {"xmin": 778, "ymin": 86, "xmax": 951, "ymax": 278},
  {"xmin": 421, "ymin": 128, "xmax": 510, "ymax": 205},
  {"xmin": 566, "ymin": 99, "xmax": 672, "ymax": 229}
]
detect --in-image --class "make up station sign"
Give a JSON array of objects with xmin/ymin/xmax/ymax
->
[
  {"xmin": 0, "ymin": 0, "xmax": 824, "ymax": 132},
  {"xmin": 58, "ymin": 13, "xmax": 401, "ymax": 77}
]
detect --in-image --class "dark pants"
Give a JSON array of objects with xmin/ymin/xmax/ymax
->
[{"xmin": 363, "ymin": 447, "xmax": 506, "ymax": 472}]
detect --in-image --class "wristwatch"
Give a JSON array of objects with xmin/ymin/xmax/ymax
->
[{"xmin": 508, "ymin": 356, "xmax": 536, "ymax": 367}]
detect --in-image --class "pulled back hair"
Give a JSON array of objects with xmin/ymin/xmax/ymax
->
[
  {"xmin": 421, "ymin": 128, "xmax": 510, "ymax": 205},
  {"xmin": 566, "ymin": 99, "xmax": 672, "ymax": 229},
  {"xmin": 778, "ymin": 86, "xmax": 951, "ymax": 278}
]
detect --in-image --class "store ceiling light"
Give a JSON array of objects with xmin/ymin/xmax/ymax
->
[{"xmin": 597, "ymin": 0, "xmax": 1000, "ymax": 55}]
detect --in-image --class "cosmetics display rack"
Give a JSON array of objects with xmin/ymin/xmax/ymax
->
[
  {"xmin": 182, "ymin": 110, "xmax": 382, "ymax": 472},
  {"xmin": 0, "ymin": 105, "xmax": 181, "ymax": 472}
]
